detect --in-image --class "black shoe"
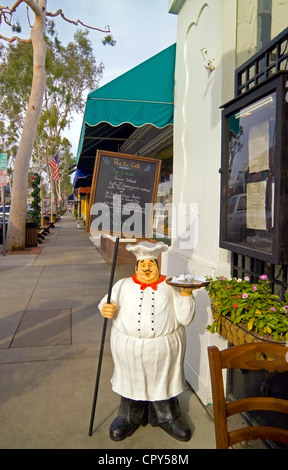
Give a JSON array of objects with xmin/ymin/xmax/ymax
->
[
  {"xmin": 118, "ymin": 396, "xmax": 148, "ymax": 426},
  {"xmin": 159, "ymin": 415, "xmax": 192, "ymax": 442},
  {"xmin": 109, "ymin": 415, "xmax": 139, "ymax": 441}
]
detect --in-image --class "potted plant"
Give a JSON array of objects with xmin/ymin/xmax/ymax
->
[
  {"xmin": 30, "ymin": 175, "xmax": 41, "ymax": 228},
  {"xmin": 26, "ymin": 175, "xmax": 41, "ymax": 247},
  {"xmin": 205, "ymin": 274, "xmax": 288, "ymax": 344}
]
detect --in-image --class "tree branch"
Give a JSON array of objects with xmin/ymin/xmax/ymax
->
[
  {"xmin": 0, "ymin": 1, "xmax": 33, "ymax": 44},
  {"xmin": 46, "ymin": 9, "xmax": 110, "ymax": 33},
  {"xmin": 6, "ymin": 0, "xmax": 25, "ymax": 15},
  {"xmin": 0, "ymin": 3, "xmax": 111, "ymax": 44},
  {"xmin": 1, "ymin": 0, "xmax": 42, "ymax": 18},
  {"xmin": 20, "ymin": 0, "xmax": 43, "ymax": 18},
  {"xmin": 0, "ymin": 34, "xmax": 31, "ymax": 43}
]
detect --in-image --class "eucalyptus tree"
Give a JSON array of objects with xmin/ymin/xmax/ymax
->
[
  {"xmin": 0, "ymin": 1, "xmax": 113, "ymax": 250},
  {"xmin": 0, "ymin": 41, "xmax": 33, "ymax": 165},
  {"xmin": 37, "ymin": 27, "xmax": 104, "ymax": 216},
  {"xmin": 1, "ymin": 28, "xmax": 104, "ymax": 216}
]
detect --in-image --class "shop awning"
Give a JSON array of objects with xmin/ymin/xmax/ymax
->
[
  {"xmin": 75, "ymin": 43, "xmax": 176, "ymax": 170},
  {"xmin": 72, "ymin": 168, "xmax": 93, "ymax": 188},
  {"xmin": 78, "ymin": 187, "xmax": 91, "ymax": 194}
]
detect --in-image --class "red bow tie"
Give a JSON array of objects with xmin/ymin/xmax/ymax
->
[{"xmin": 132, "ymin": 274, "xmax": 166, "ymax": 291}]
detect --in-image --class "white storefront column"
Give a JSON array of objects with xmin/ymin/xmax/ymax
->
[{"xmin": 163, "ymin": 0, "xmax": 237, "ymax": 404}]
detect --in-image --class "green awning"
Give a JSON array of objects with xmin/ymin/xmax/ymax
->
[{"xmin": 76, "ymin": 43, "xmax": 176, "ymax": 167}]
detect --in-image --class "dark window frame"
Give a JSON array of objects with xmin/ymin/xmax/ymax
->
[
  {"xmin": 220, "ymin": 72, "xmax": 288, "ymax": 265},
  {"xmin": 221, "ymin": 28, "xmax": 288, "ymax": 296},
  {"xmin": 235, "ymin": 27, "xmax": 288, "ymax": 97}
]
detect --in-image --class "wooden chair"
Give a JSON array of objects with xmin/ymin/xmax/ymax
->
[{"xmin": 207, "ymin": 342, "xmax": 288, "ymax": 449}]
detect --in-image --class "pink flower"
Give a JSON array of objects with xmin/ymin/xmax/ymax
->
[
  {"xmin": 270, "ymin": 307, "xmax": 276, "ymax": 312},
  {"xmin": 252, "ymin": 285, "xmax": 257, "ymax": 291},
  {"xmin": 242, "ymin": 293, "xmax": 248, "ymax": 298},
  {"xmin": 259, "ymin": 275, "xmax": 268, "ymax": 280},
  {"xmin": 233, "ymin": 303, "xmax": 238, "ymax": 309}
]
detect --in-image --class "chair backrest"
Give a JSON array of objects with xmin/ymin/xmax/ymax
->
[{"xmin": 207, "ymin": 342, "xmax": 288, "ymax": 449}]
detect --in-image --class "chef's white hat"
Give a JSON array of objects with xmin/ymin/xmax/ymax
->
[{"xmin": 126, "ymin": 241, "xmax": 168, "ymax": 261}]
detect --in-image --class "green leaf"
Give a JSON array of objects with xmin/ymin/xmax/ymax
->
[{"xmin": 247, "ymin": 319, "xmax": 254, "ymax": 331}]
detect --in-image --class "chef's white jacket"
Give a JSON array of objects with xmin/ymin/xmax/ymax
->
[{"xmin": 98, "ymin": 276, "xmax": 195, "ymax": 401}]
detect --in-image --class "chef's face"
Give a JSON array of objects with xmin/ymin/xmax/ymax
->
[{"xmin": 135, "ymin": 258, "xmax": 159, "ymax": 284}]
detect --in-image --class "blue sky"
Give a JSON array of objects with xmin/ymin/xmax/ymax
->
[
  {"xmin": 47, "ymin": 0, "xmax": 178, "ymax": 85},
  {"xmin": 48, "ymin": 1, "xmax": 178, "ymax": 153},
  {"xmin": 2, "ymin": 1, "xmax": 178, "ymax": 154}
]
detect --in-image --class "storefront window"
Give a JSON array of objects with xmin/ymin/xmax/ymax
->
[
  {"xmin": 153, "ymin": 156, "xmax": 173, "ymax": 241},
  {"xmin": 220, "ymin": 72, "xmax": 288, "ymax": 263},
  {"xmin": 226, "ymin": 93, "xmax": 275, "ymax": 252}
]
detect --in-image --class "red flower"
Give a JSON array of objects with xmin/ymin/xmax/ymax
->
[
  {"xmin": 234, "ymin": 295, "xmax": 238, "ymax": 298},
  {"xmin": 233, "ymin": 303, "xmax": 238, "ymax": 309}
]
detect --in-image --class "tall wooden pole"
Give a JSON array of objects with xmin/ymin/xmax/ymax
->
[{"xmin": 88, "ymin": 236, "xmax": 120, "ymax": 436}]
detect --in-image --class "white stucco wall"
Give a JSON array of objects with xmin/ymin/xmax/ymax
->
[
  {"xmin": 163, "ymin": 0, "xmax": 239, "ymax": 404},
  {"xmin": 236, "ymin": 0, "xmax": 288, "ymax": 67},
  {"xmin": 271, "ymin": 1, "xmax": 288, "ymax": 37},
  {"xmin": 166, "ymin": 0, "xmax": 288, "ymax": 406}
]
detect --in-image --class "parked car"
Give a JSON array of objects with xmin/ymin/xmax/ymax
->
[
  {"xmin": 26, "ymin": 209, "xmax": 34, "ymax": 221},
  {"xmin": 153, "ymin": 208, "xmax": 171, "ymax": 237},
  {"xmin": 226, "ymin": 193, "xmax": 247, "ymax": 242},
  {"xmin": 0, "ymin": 205, "xmax": 10, "ymax": 216}
]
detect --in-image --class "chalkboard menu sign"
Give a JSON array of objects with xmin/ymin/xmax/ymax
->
[{"xmin": 88, "ymin": 150, "xmax": 161, "ymax": 238}]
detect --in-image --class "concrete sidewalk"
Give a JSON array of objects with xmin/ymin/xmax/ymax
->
[{"xmin": 0, "ymin": 213, "xmax": 216, "ymax": 450}]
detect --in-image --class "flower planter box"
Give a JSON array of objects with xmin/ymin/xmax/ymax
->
[
  {"xmin": 217, "ymin": 315, "xmax": 286, "ymax": 345},
  {"xmin": 25, "ymin": 223, "xmax": 38, "ymax": 247},
  {"xmin": 206, "ymin": 275, "xmax": 288, "ymax": 345},
  {"xmin": 211, "ymin": 305, "xmax": 286, "ymax": 345}
]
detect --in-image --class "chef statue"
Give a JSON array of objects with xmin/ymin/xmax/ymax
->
[{"xmin": 99, "ymin": 241, "xmax": 195, "ymax": 442}]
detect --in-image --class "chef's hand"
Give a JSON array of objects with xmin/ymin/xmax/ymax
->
[
  {"xmin": 101, "ymin": 302, "xmax": 117, "ymax": 319},
  {"xmin": 180, "ymin": 286, "xmax": 201, "ymax": 296},
  {"xmin": 180, "ymin": 287, "xmax": 193, "ymax": 296}
]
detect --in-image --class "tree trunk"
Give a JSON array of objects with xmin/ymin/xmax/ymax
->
[
  {"xmin": 50, "ymin": 176, "xmax": 57, "ymax": 222},
  {"xmin": 6, "ymin": 0, "xmax": 47, "ymax": 250}
]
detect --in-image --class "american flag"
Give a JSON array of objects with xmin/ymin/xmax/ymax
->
[{"xmin": 49, "ymin": 153, "xmax": 59, "ymax": 181}]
